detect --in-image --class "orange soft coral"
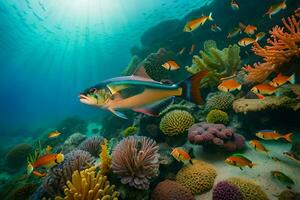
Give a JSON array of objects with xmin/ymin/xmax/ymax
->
[{"xmin": 245, "ymin": 12, "xmax": 300, "ymax": 83}]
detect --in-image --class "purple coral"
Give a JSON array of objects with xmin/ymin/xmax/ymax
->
[
  {"xmin": 188, "ymin": 122, "xmax": 245, "ymax": 152},
  {"xmin": 213, "ymin": 181, "xmax": 243, "ymax": 200},
  {"xmin": 112, "ymin": 136, "xmax": 160, "ymax": 190},
  {"xmin": 79, "ymin": 136, "xmax": 102, "ymax": 157}
]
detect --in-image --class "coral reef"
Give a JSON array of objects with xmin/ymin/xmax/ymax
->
[
  {"xmin": 4, "ymin": 143, "xmax": 33, "ymax": 173},
  {"xmin": 176, "ymin": 160, "xmax": 217, "ymax": 194},
  {"xmin": 188, "ymin": 122, "xmax": 245, "ymax": 152},
  {"xmin": 43, "ymin": 150, "xmax": 95, "ymax": 196},
  {"xmin": 62, "ymin": 132, "xmax": 87, "ymax": 153},
  {"xmin": 79, "ymin": 136, "xmax": 102, "ymax": 157},
  {"xmin": 112, "ymin": 136, "xmax": 160, "ymax": 190},
  {"xmin": 99, "ymin": 138, "xmax": 112, "ymax": 175},
  {"xmin": 206, "ymin": 109, "xmax": 229, "ymax": 124},
  {"xmin": 55, "ymin": 166, "xmax": 119, "ymax": 200},
  {"xmin": 226, "ymin": 177, "xmax": 269, "ymax": 200},
  {"xmin": 206, "ymin": 92, "xmax": 235, "ymax": 111},
  {"xmin": 245, "ymin": 13, "xmax": 300, "ymax": 83},
  {"xmin": 186, "ymin": 40, "xmax": 241, "ymax": 88},
  {"xmin": 121, "ymin": 126, "xmax": 138, "ymax": 137},
  {"xmin": 151, "ymin": 180, "xmax": 195, "ymax": 200},
  {"xmin": 122, "ymin": 55, "xmax": 142, "ymax": 76},
  {"xmin": 233, "ymin": 96, "xmax": 299, "ymax": 113},
  {"xmin": 159, "ymin": 110, "xmax": 195, "ymax": 136},
  {"xmin": 213, "ymin": 181, "xmax": 243, "ymax": 200},
  {"xmin": 11, "ymin": 183, "xmax": 37, "ymax": 200}
]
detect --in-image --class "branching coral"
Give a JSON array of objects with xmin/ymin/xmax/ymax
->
[
  {"xmin": 55, "ymin": 166, "xmax": 119, "ymax": 200},
  {"xmin": 245, "ymin": 13, "xmax": 300, "ymax": 83},
  {"xmin": 112, "ymin": 136, "xmax": 160, "ymax": 190},
  {"xmin": 186, "ymin": 40, "xmax": 241, "ymax": 88},
  {"xmin": 79, "ymin": 136, "xmax": 102, "ymax": 157},
  {"xmin": 99, "ymin": 138, "xmax": 112, "ymax": 175}
]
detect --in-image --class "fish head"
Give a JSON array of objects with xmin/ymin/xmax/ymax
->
[
  {"xmin": 183, "ymin": 25, "xmax": 192, "ymax": 32},
  {"xmin": 251, "ymin": 87, "xmax": 258, "ymax": 94},
  {"xmin": 56, "ymin": 153, "xmax": 64, "ymax": 163},
  {"xmin": 224, "ymin": 158, "xmax": 234, "ymax": 165},
  {"xmin": 79, "ymin": 87, "xmax": 111, "ymax": 107}
]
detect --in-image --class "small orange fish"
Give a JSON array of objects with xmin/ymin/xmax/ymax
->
[
  {"xmin": 249, "ymin": 140, "xmax": 269, "ymax": 153},
  {"xmin": 178, "ymin": 47, "xmax": 186, "ymax": 55},
  {"xmin": 243, "ymin": 25, "xmax": 257, "ymax": 35},
  {"xmin": 265, "ymin": 0, "xmax": 287, "ymax": 19},
  {"xmin": 255, "ymin": 32, "xmax": 266, "ymax": 41},
  {"xmin": 227, "ymin": 27, "xmax": 241, "ymax": 38},
  {"xmin": 251, "ymin": 83, "xmax": 277, "ymax": 96},
  {"xmin": 32, "ymin": 170, "xmax": 46, "ymax": 177},
  {"xmin": 225, "ymin": 154, "xmax": 256, "ymax": 170},
  {"xmin": 256, "ymin": 130, "xmax": 293, "ymax": 142},
  {"xmin": 48, "ymin": 130, "xmax": 61, "ymax": 138},
  {"xmin": 171, "ymin": 148, "xmax": 193, "ymax": 164},
  {"xmin": 218, "ymin": 79, "xmax": 241, "ymax": 92},
  {"xmin": 45, "ymin": 145, "xmax": 52, "ymax": 154},
  {"xmin": 269, "ymin": 73, "xmax": 295, "ymax": 87},
  {"xmin": 27, "ymin": 153, "xmax": 64, "ymax": 175},
  {"xmin": 238, "ymin": 37, "xmax": 256, "ymax": 47},
  {"xmin": 231, "ymin": 0, "xmax": 240, "ymax": 10},
  {"xmin": 162, "ymin": 60, "xmax": 180, "ymax": 71},
  {"xmin": 184, "ymin": 12, "xmax": 213, "ymax": 32},
  {"xmin": 211, "ymin": 24, "xmax": 222, "ymax": 32},
  {"xmin": 189, "ymin": 44, "xmax": 195, "ymax": 55}
]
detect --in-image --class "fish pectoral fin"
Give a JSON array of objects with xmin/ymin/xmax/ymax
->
[
  {"xmin": 239, "ymin": 167, "xmax": 243, "ymax": 171},
  {"xmin": 108, "ymin": 108, "xmax": 128, "ymax": 119}
]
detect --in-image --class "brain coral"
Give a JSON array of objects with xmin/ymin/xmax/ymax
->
[
  {"xmin": 5, "ymin": 143, "xmax": 33, "ymax": 173},
  {"xmin": 152, "ymin": 180, "xmax": 195, "ymax": 200},
  {"xmin": 112, "ymin": 136, "xmax": 160, "ymax": 190},
  {"xmin": 160, "ymin": 110, "xmax": 195, "ymax": 136},
  {"xmin": 226, "ymin": 177, "xmax": 269, "ymax": 200},
  {"xmin": 206, "ymin": 92, "xmax": 235, "ymax": 111},
  {"xmin": 213, "ymin": 181, "xmax": 243, "ymax": 200},
  {"xmin": 79, "ymin": 136, "xmax": 102, "ymax": 157},
  {"xmin": 206, "ymin": 109, "xmax": 229, "ymax": 124},
  {"xmin": 176, "ymin": 160, "xmax": 217, "ymax": 194}
]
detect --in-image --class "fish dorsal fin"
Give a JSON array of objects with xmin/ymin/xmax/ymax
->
[
  {"xmin": 232, "ymin": 154, "xmax": 252, "ymax": 163},
  {"xmin": 107, "ymin": 84, "xmax": 130, "ymax": 95}
]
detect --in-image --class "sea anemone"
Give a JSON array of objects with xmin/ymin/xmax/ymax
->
[{"xmin": 79, "ymin": 136, "xmax": 102, "ymax": 157}]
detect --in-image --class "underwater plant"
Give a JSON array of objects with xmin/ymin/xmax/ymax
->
[
  {"xmin": 79, "ymin": 136, "xmax": 102, "ymax": 157},
  {"xmin": 245, "ymin": 12, "xmax": 300, "ymax": 83},
  {"xmin": 206, "ymin": 92, "xmax": 235, "ymax": 111},
  {"xmin": 186, "ymin": 40, "xmax": 241, "ymax": 88},
  {"xmin": 213, "ymin": 181, "xmax": 243, "ymax": 200},
  {"xmin": 99, "ymin": 138, "xmax": 112, "ymax": 175},
  {"xmin": 55, "ymin": 166, "xmax": 119, "ymax": 200},
  {"xmin": 62, "ymin": 132, "xmax": 87, "ymax": 153},
  {"xmin": 188, "ymin": 122, "xmax": 245, "ymax": 152},
  {"xmin": 159, "ymin": 110, "xmax": 195, "ymax": 136},
  {"xmin": 152, "ymin": 180, "xmax": 195, "ymax": 200},
  {"xmin": 206, "ymin": 109, "xmax": 229, "ymax": 124},
  {"xmin": 176, "ymin": 160, "xmax": 217, "ymax": 194},
  {"xmin": 112, "ymin": 136, "xmax": 160, "ymax": 190},
  {"xmin": 121, "ymin": 126, "xmax": 138, "ymax": 137},
  {"xmin": 43, "ymin": 149, "xmax": 95, "ymax": 196}
]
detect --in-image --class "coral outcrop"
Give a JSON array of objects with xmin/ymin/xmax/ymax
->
[
  {"xmin": 206, "ymin": 109, "xmax": 229, "ymax": 124},
  {"xmin": 213, "ymin": 181, "xmax": 243, "ymax": 200},
  {"xmin": 176, "ymin": 160, "xmax": 217, "ymax": 194},
  {"xmin": 188, "ymin": 122, "xmax": 245, "ymax": 152},
  {"xmin": 79, "ymin": 136, "xmax": 102, "ymax": 157},
  {"xmin": 62, "ymin": 132, "xmax": 87, "ymax": 153},
  {"xmin": 245, "ymin": 13, "xmax": 300, "ymax": 83},
  {"xmin": 152, "ymin": 180, "xmax": 195, "ymax": 200},
  {"xmin": 159, "ymin": 110, "xmax": 195, "ymax": 136},
  {"xmin": 206, "ymin": 92, "xmax": 235, "ymax": 111},
  {"xmin": 99, "ymin": 138, "xmax": 112, "ymax": 175},
  {"xmin": 55, "ymin": 166, "xmax": 119, "ymax": 200},
  {"xmin": 112, "ymin": 136, "xmax": 160, "ymax": 190}
]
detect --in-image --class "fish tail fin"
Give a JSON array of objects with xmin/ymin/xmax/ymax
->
[
  {"xmin": 208, "ymin": 12, "xmax": 213, "ymax": 21},
  {"xmin": 27, "ymin": 163, "xmax": 34, "ymax": 175},
  {"xmin": 180, "ymin": 70, "xmax": 209, "ymax": 104},
  {"xmin": 289, "ymin": 74, "xmax": 296, "ymax": 84},
  {"xmin": 283, "ymin": 133, "xmax": 293, "ymax": 142},
  {"xmin": 189, "ymin": 159, "xmax": 193, "ymax": 165}
]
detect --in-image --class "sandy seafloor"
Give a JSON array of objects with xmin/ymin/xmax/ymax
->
[{"xmin": 192, "ymin": 142, "xmax": 300, "ymax": 200}]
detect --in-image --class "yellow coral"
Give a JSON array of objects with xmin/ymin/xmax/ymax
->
[
  {"xmin": 226, "ymin": 177, "xmax": 269, "ymax": 200},
  {"xmin": 55, "ymin": 166, "xmax": 119, "ymax": 200},
  {"xmin": 176, "ymin": 160, "xmax": 217, "ymax": 194},
  {"xmin": 159, "ymin": 110, "xmax": 194, "ymax": 136},
  {"xmin": 99, "ymin": 138, "xmax": 112, "ymax": 175}
]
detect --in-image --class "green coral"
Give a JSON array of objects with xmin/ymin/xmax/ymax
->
[
  {"xmin": 206, "ymin": 92, "xmax": 235, "ymax": 111},
  {"xmin": 186, "ymin": 40, "xmax": 241, "ymax": 88},
  {"xmin": 206, "ymin": 109, "xmax": 229, "ymax": 124},
  {"xmin": 226, "ymin": 177, "xmax": 269, "ymax": 200},
  {"xmin": 160, "ymin": 110, "xmax": 194, "ymax": 136},
  {"xmin": 121, "ymin": 126, "xmax": 138, "ymax": 137}
]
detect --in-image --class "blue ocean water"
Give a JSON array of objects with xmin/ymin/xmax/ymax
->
[{"xmin": 0, "ymin": 0, "xmax": 211, "ymax": 134}]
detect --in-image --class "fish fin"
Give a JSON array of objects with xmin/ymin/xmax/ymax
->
[
  {"xmin": 132, "ymin": 65, "xmax": 152, "ymax": 79},
  {"xmin": 189, "ymin": 159, "xmax": 193, "ymax": 165},
  {"xmin": 257, "ymin": 94, "xmax": 265, "ymax": 99},
  {"xmin": 237, "ymin": 84, "xmax": 242, "ymax": 90},
  {"xmin": 180, "ymin": 70, "xmax": 209, "ymax": 104},
  {"xmin": 27, "ymin": 163, "xmax": 34, "ymax": 175},
  {"xmin": 133, "ymin": 97, "xmax": 174, "ymax": 117},
  {"xmin": 239, "ymin": 167, "xmax": 243, "ymax": 170},
  {"xmin": 108, "ymin": 108, "xmax": 128, "ymax": 119},
  {"xmin": 289, "ymin": 74, "xmax": 296, "ymax": 84},
  {"xmin": 107, "ymin": 84, "xmax": 131, "ymax": 95},
  {"xmin": 208, "ymin": 12, "xmax": 213, "ymax": 21},
  {"xmin": 283, "ymin": 133, "xmax": 293, "ymax": 142}
]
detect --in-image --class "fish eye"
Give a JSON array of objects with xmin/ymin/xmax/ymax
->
[{"xmin": 89, "ymin": 88, "xmax": 97, "ymax": 93}]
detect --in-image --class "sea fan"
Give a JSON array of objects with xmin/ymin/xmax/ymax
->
[{"xmin": 112, "ymin": 136, "xmax": 160, "ymax": 190}]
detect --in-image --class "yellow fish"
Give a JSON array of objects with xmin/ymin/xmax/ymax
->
[
  {"xmin": 238, "ymin": 37, "xmax": 256, "ymax": 47},
  {"xmin": 184, "ymin": 12, "xmax": 213, "ymax": 32},
  {"xmin": 48, "ymin": 130, "xmax": 61, "ymax": 138},
  {"xmin": 265, "ymin": 0, "xmax": 287, "ymax": 19}
]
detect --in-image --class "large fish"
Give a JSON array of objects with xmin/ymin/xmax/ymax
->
[{"xmin": 79, "ymin": 71, "xmax": 209, "ymax": 119}]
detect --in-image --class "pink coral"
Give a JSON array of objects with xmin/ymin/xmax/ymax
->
[{"xmin": 112, "ymin": 136, "xmax": 160, "ymax": 190}]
